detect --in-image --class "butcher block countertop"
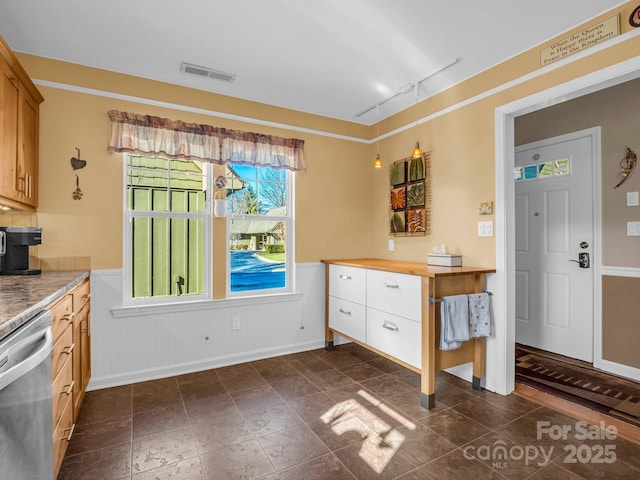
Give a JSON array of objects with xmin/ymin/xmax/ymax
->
[
  {"xmin": 321, "ymin": 258, "xmax": 495, "ymax": 277},
  {"xmin": 0, "ymin": 270, "xmax": 89, "ymax": 342}
]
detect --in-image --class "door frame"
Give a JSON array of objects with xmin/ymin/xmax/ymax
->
[
  {"xmin": 515, "ymin": 127, "xmax": 600, "ymax": 363},
  {"xmin": 494, "ymin": 55, "xmax": 640, "ymax": 396}
]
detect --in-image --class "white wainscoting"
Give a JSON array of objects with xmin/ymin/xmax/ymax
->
[{"xmin": 88, "ymin": 262, "xmax": 326, "ymax": 390}]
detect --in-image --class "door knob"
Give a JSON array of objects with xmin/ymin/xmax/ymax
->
[{"xmin": 568, "ymin": 252, "xmax": 590, "ymax": 268}]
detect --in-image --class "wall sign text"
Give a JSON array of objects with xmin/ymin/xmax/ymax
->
[{"xmin": 540, "ymin": 15, "xmax": 619, "ymax": 67}]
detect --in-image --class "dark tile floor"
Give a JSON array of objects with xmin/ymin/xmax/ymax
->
[{"xmin": 59, "ymin": 344, "xmax": 640, "ymax": 479}]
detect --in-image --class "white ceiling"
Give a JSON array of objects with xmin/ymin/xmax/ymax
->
[{"xmin": 0, "ymin": 0, "xmax": 627, "ymax": 125}]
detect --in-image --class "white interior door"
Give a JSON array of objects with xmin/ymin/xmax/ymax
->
[{"xmin": 515, "ymin": 131, "xmax": 594, "ymax": 362}]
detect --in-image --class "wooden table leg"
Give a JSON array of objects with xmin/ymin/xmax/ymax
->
[
  {"xmin": 472, "ymin": 336, "xmax": 486, "ymax": 390},
  {"xmin": 421, "ymin": 277, "xmax": 436, "ymax": 409},
  {"xmin": 324, "ymin": 263, "xmax": 334, "ymax": 350}
]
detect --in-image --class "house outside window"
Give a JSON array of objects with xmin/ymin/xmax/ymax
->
[
  {"xmin": 123, "ymin": 155, "xmax": 211, "ymax": 305},
  {"xmin": 226, "ymin": 165, "xmax": 293, "ymax": 295}
]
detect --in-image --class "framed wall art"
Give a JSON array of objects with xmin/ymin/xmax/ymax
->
[{"xmin": 389, "ymin": 153, "xmax": 430, "ymax": 236}]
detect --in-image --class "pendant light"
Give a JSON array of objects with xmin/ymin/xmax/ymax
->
[
  {"xmin": 373, "ymin": 105, "xmax": 383, "ymax": 168},
  {"xmin": 412, "ymin": 141, "xmax": 423, "ymax": 159}
]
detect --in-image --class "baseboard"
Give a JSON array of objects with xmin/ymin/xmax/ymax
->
[
  {"xmin": 87, "ymin": 339, "xmax": 325, "ymax": 391},
  {"xmin": 599, "ymin": 359, "xmax": 640, "ymax": 383}
]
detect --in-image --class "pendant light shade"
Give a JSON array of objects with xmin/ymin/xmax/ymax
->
[
  {"xmin": 373, "ymin": 153, "xmax": 383, "ymax": 168},
  {"xmin": 412, "ymin": 142, "xmax": 423, "ymax": 159}
]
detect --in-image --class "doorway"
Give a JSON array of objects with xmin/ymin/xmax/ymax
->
[
  {"xmin": 514, "ymin": 129, "xmax": 598, "ymax": 363},
  {"xmin": 494, "ymin": 55, "xmax": 640, "ymax": 396}
]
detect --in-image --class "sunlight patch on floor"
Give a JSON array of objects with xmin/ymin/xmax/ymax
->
[{"xmin": 320, "ymin": 389, "xmax": 416, "ymax": 474}]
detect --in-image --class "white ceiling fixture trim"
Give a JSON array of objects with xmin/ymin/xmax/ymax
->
[{"xmin": 355, "ymin": 58, "xmax": 460, "ymax": 118}]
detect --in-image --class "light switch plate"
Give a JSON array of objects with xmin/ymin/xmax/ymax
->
[
  {"xmin": 627, "ymin": 192, "xmax": 639, "ymax": 207},
  {"xmin": 388, "ymin": 239, "xmax": 395, "ymax": 251},
  {"xmin": 478, "ymin": 221, "xmax": 493, "ymax": 237},
  {"xmin": 627, "ymin": 221, "xmax": 640, "ymax": 236}
]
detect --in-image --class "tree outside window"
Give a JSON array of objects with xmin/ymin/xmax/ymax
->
[{"xmin": 226, "ymin": 165, "xmax": 292, "ymax": 294}]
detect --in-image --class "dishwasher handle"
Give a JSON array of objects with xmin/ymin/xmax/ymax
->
[
  {"xmin": 0, "ymin": 326, "xmax": 52, "ymax": 391},
  {"xmin": 0, "ymin": 231, "xmax": 5, "ymax": 256}
]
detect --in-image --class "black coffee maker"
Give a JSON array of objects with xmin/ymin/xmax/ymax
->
[{"xmin": 0, "ymin": 226, "xmax": 42, "ymax": 275}]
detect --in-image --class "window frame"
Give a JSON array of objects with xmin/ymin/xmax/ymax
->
[
  {"xmin": 226, "ymin": 166, "xmax": 295, "ymax": 297},
  {"xmin": 122, "ymin": 154, "xmax": 213, "ymax": 306}
]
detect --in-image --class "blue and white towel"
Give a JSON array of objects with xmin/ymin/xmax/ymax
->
[
  {"xmin": 468, "ymin": 292, "xmax": 491, "ymax": 338},
  {"xmin": 440, "ymin": 294, "xmax": 470, "ymax": 351}
]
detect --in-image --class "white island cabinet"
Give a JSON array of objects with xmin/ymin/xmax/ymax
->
[{"xmin": 323, "ymin": 258, "xmax": 495, "ymax": 409}]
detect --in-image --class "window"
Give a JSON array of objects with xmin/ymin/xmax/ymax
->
[
  {"xmin": 226, "ymin": 165, "xmax": 293, "ymax": 295},
  {"xmin": 124, "ymin": 155, "xmax": 211, "ymax": 305}
]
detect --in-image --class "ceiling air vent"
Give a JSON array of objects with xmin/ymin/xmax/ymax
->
[{"xmin": 180, "ymin": 62, "xmax": 236, "ymax": 82}]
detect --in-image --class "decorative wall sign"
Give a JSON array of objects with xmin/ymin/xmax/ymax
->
[
  {"xmin": 540, "ymin": 14, "xmax": 619, "ymax": 67},
  {"xmin": 631, "ymin": 5, "xmax": 640, "ymax": 27},
  {"xmin": 389, "ymin": 153, "xmax": 430, "ymax": 236}
]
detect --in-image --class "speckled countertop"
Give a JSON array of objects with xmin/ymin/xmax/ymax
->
[{"xmin": 0, "ymin": 270, "xmax": 89, "ymax": 342}]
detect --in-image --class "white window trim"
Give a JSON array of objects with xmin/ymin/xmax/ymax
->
[
  {"xmin": 226, "ymin": 170, "xmax": 295, "ymax": 297},
  {"xmin": 122, "ymin": 154, "xmax": 213, "ymax": 306}
]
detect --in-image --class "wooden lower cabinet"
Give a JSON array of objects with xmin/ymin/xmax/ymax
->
[
  {"xmin": 71, "ymin": 279, "xmax": 91, "ymax": 417},
  {"xmin": 50, "ymin": 277, "xmax": 91, "ymax": 479}
]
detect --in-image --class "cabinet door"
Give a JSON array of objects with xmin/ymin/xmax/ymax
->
[
  {"xmin": 0, "ymin": 60, "xmax": 19, "ymax": 201},
  {"xmin": 80, "ymin": 311, "xmax": 91, "ymax": 396},
  {"xmin": 16, "ymin": 88, "xmax": 38, "ymax": 206},
  {"xmin": 71, "ymin": 280, "xmax": 91, "ymax": 420}
]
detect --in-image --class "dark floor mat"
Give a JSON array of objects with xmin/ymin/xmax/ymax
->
[{"xmin": 516, "ymin": 345, "xmax": 640, "ymax": 427}]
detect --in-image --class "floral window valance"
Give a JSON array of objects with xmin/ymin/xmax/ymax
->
[{"xmin": 107, "ymin": 110, "xmax": 306, "ymax": 172}]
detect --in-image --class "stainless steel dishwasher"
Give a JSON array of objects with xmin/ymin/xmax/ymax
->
[{"xmin": 0, "ymin": 310, "xmax": 53, "ymax": 480}]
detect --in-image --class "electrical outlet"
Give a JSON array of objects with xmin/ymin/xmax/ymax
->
[
  {"xmin": 232, "ymin": 317, "xmax": 240, "ymax": 330},
  {"xmin": 627, "ymin": 221, "xmax": 640, "ymax": 236}
]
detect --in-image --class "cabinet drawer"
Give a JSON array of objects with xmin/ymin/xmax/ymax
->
[
  {"xmin": 328, "ymin": 296, "xmax": 366, "ymax": 343},
  {"xmin": 50, "ymin": 294, "xmax": 73, "ymax": 341},
  {"xmin": 52, "ymin": 355, "xmax": 73, "ymax": 428},
  {"xmin": 72, "ymin": 279, "xmax": 90, "ymax": 313},
  {"xmin": 366, "ymin": 307, "xmax": 421, "ymax": 369},
  {"xmin": 51, "ymin": 323, "xmax": 73, "ymax": 379},
  {"xmin": 366, "ymin": 269, "xmax": 422, "ymax": 322},
  {"xmin": 329, "ymin": 265, "xmax": 366, "ymax": 305},
  {"xmin": 53, "ymin": 394, "xmax": 74, "ymax": 479}
]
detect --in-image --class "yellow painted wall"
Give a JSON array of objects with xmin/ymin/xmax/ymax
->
[
  {"xmin": 5, "ymin": 0, "xmax": 639, "ymax": 286},
  {"xmin": 368, "ymin": 2, "xmax": 640, "ymax": 268},
  {"xmin": 18, "ymin": 69, "xmax": 373, "ymax": 274}
]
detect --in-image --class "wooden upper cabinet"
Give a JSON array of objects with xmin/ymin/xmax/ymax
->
[
  {"xmin": 0, "ymin": 34, "xmax": 43, "ymax": 210},
  {"xmin": 0, "ymin": 60, "xmax": 19, "ymax": 202}
]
